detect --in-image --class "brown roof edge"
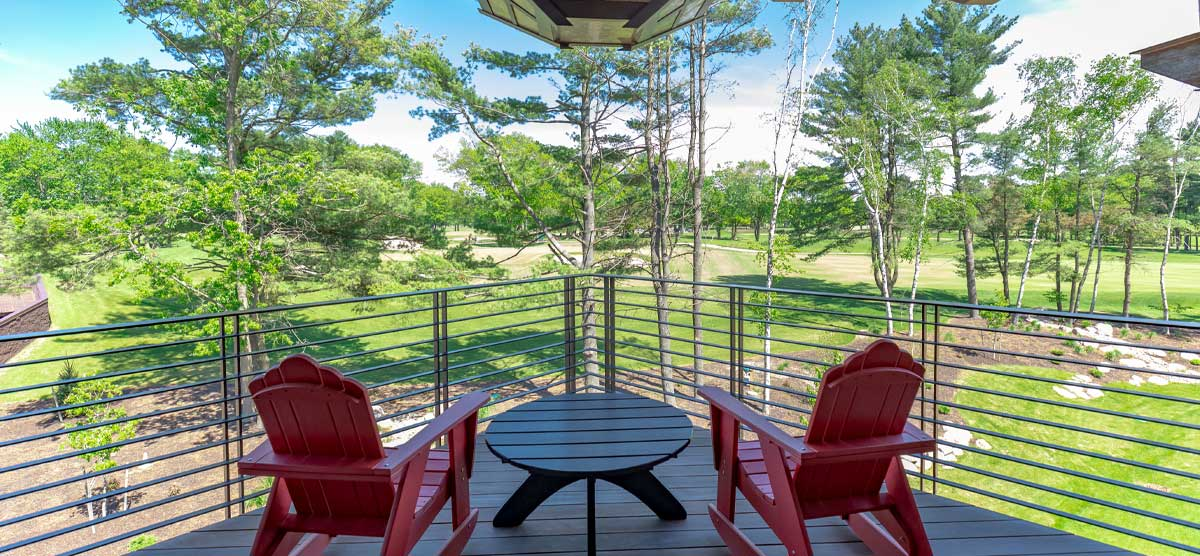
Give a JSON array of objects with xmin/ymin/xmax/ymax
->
[{"xmin": 1132, "ymin": 31, "xmax": 1200, "ymax": 56}]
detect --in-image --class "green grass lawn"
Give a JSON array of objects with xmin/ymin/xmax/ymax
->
[{"xmin": 937, "ymin": 364, "xmax": 1200, "ymax": 555}]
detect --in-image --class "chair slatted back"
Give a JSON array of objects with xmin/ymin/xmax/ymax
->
[
  {"xmin": 249, "ymin": 355, "xmax": 396, "ymax": 520},
  {"xmin": 797, "ymin": 340, "xmax": 925, "ymax": 501}
]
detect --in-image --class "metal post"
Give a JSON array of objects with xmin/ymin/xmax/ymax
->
[
  {"xmin": 440, "ymin": 291, "xmax": 449, "ymax": 414},
  {"xmin": 729, "ymin": 289, "xmax": 739, "ymax": 403},
  {"xmin": 919, "ymin": 303, "xmax": 927, "ymax": 494},
  {"xmin": 728, "ymin": 287, "xmax": 738, "ymax": 395},
  {"xmin": 565, "ymin": 276, "xmax": 577, "ymax": 393},
  {"xmin": 603, "ymin": 276, "xmax": 616, "ymax": 392},
  {"xmin": 433, "ymin": 291, "xmax": 445, "ymax": 417},
  {"xmin": 219, "ymin": 316, "xmax": 231, "ymax": 519},
  {"xmin": 932, "ymin": 304, "xmax": 940, "ymax": 495},
  {"xmin": 233, "ymin": 313, "xmax": 245, "ymax": 514}
]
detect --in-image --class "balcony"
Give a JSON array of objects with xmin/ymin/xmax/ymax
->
[{"xmin": 0, "ymin": 275, "xmax": 1196, "ymax": 555}]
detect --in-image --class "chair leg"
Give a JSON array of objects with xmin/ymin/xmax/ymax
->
[
  {"xmin": 291, "ymin": 533, "xmax": 333, "ymax": 556},
  {"xmin": 437, "ymin": 508, "xmax": 479, "ymax": 556},
  {"xmin": 884, "ymin": 457, "xmax": 933, "ymax": 556},
  {"xmin": 708, "ymin": 504, "xmax": 768, "ymax": 556},
  {"xmin": 846, "ymin": 513, "xmax": 906, "ymax": 556},
  {"xmin": 250, "ymin": 480, "xmax": 294, "ymax": 556}
]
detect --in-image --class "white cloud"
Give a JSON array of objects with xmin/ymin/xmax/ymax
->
[{"xmin": 985, "ymin": 0, "xmax": 1199, "ymax": 128}]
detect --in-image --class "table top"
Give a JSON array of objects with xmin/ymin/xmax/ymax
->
[{"xmin": 484, "ymin": 392, "xmax": 693, "ymax": 477}]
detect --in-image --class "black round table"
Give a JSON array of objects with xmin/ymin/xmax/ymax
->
[{"xmin": 485, "ymin": 392, "xmax": 692, "ymax": 555}]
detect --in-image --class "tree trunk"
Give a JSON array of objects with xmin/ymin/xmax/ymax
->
[
  {"xmin": 951, "ymin": 135, "xmax": 979, "ymax": 317},
  {"xmin": 691, "ymin": 17, "xmax": 708, "ymax": 384}
]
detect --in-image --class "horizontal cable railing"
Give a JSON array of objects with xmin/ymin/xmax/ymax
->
[{"xmin": 0, "ymin": 273, "xmax": 1197, "ymax": 555}]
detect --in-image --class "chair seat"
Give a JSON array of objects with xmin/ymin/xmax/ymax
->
[
  {"xmin": 736, "ymin": 440, "xmax": 797, "ymax": 502},
  {"xmin": 737, "ymin": 440, "xmax": 888, "ymax": 519},
  {"xmin": 414, "ymin": 449, "xmax": 451, "ymax": 527}
]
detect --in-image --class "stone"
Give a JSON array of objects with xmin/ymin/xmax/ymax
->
[
  {"xmin": 975, "ymin": 438, "xmax": 992, "ymax": 450},
  {"xmin": 1053, "ymin": 386, "xmax": 1078, "ymax": 399},
  {"xmin": 1119, "ymin": 358, "xmax": 1148, "ymax": 369},
  {"xmin": 1128, "ymin": 375, "xmax": 1145, "ymax": 387},
  {"xmin": 1083, "ymin": 388, "xmax": 1103, "ymax": 399},
  {"xmin": 1069, "ymin": 373, "xmax": 1093, "ymax": 384},
  {"xmin": 1095, "ymin": 366, "xmax": 1111, "ymax": 374},
  {"xmin": 1094, "ymin": 322, "xmax": 1114, "ymax": 337},
  {"xmin": 1181, "ymin": 352, "xmax": 1199, "ymax": 362},
  {"xmin": 941, "ymin": 426, "xmax": 972, "ymax": 447},
  {"xmin": 1147, "ymin": 376, "xmax": 1169, "ymax": 386}
]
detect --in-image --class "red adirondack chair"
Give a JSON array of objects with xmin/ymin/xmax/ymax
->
[
  {"xmin": 698, "ymin": 340, "xmax": 936, "ymax": 556},
  {"xmin": 238, "ymin": 354, "xmax": 488, "ymax": 556}
]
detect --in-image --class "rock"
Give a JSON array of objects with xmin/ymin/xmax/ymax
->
[
  {"xmin": 942, "ymin": 426, "xmax": 972, "ymax": 446},
  {"xmin": 1166, "ymin": 363, "xmax": 1186, "ymax": 373},
  {"xmin": 1094, "ymin": 322, "xmax": 1114, "ymax": 337},
  {"xmin": 975, "ymin": 438, "xmax": 992, "ymax": 450},
  {"xmin": 1053, "ymin": 386, "xmax": 1078, "ymax": 399},
  {"xmin": 1069, "ymin": 373, "xmax": 1093, "ymax": 384},
  {"xmin": 378, "ymin": 412, "xmax": 434, "ymax": 447},
  {"xmin": 1095, "ymin": 366, "xmax": 1111, "ymax": 374},
  {"xmin": 1119, "ymin": 358, "xmax": 1148, "ymax": 369},
  {"xmin": 1147, "ymin": 376, "xmax": 1169, "ymax": 386},
  {"xmin": 1083, "ymin": 388, "xmax": 1103, "ymax": 399},
  {"xmin": 1128, "ymin": 375, "xmax": 1145, "ymax": 387},
  {"xmin": 1181, "ymin": 352, "xmax": 1199, "ymax": 362}
]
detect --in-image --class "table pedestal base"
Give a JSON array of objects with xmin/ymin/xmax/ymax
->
[{"xmin": 493, "ymin": 469, "xmax": 687, "ymax": 555}]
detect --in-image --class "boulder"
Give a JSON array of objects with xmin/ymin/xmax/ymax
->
[
  {"xmin": 974, "ymin": 438, "xmax": 993, "ymax": 450},
  {"xmin": 1147, "ymin": 376, "xmax": 1169, "ymax": 386},
  {"xmin": 1181, "ymin": 352, "xmax": 1199, "ymax": 362},
  {"xmin": 1119, "ymin": 358, "xmax": 1148, "ymax": 369},
  {"xmin": 1094, "ymin": 322, "xmax": 1114, "ymax": 337},
  {"xmin": 1128, "ymin": 375, "xmax": 1145, "ymax": 387}
]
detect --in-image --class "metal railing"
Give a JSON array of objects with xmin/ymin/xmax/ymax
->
[{"xmin": 0, "ymin": 274, "xmax": 1197, "ymax": 555}]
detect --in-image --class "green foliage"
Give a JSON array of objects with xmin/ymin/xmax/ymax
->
[
  {"xmin": 62, "ymin": 381, "xmax": 138, "ymax": 473},
  {"xmin": 937, "ymin": 405, "xmax": 951, "ymax": 415},
  {"xmin": 128, "ymin": 535, "xmax": 158, "ymax": 551},
  {"xmin": 1104, "ymin": 350, "xmax": 1121, "ymax": 362},
  {"xmin": 53, "ymin": 362, "xmax": 80, "ymax": 413}
]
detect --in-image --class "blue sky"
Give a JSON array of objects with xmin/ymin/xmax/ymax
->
[{"xmin": 1, "ymin": 1, "xmax": 1195, "ymax": 184}]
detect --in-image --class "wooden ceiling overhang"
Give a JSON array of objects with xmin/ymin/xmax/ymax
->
[
  {"xmin": 1134, "ymin": 32, "xmax": 1200, "ymax": 89},
  {"xmin": 480, "ymin": 0, "xmax": 1002, "ymax": 50},
  {"xmin": 477, "ymin": 0, "xmax": 718, "ymax": 49}
]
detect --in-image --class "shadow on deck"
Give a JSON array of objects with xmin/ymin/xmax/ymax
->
[{"xmin": 136, "ymin": 429, "xmax": 1134, "ymax": 556}]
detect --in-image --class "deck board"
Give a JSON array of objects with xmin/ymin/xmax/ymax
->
[{"xmin": 137, "ymin": 429, "xmax": 1136, "ymax": 556}]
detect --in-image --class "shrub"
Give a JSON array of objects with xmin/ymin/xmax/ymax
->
[
  {"xmin": 53, "ymin": 362, "xmax": 81, "ymax": 422},
  {"xmin": 942, "ymin": 332, "xmax": 955, "ymax": 343},
  {"xmin": 1191, "ymin": 359, "xmax": 1200, "ymax": 366},
  {"xmin": 1104, "ymin": 350, "xmax": 1120, "ymax": 362},
  {"xmin": 128, "ymin": 535, "xmax": 158, "ymax": 551},
  {"xmin": 1078, "ymin": 320, "xmax": 1093, "ymax": 328},
  {"xmin": 1050, "ymin": 348, "xmax": 1065, "ymax": 357},
  {"xmin": 1090, "ymin": 369, "xmax": 1104, "ymax": 379},
  {"xmin": 937, "ymin": 405, "xmax": 951, "ymax": 415}
]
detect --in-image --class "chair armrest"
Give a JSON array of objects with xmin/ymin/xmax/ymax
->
[
  {"xmin": 698, "ymin": 386, "xmax": 812, "ymax": 461},
  {"xmin": 378, "ymin": 390, "xmax": 490, "ymax": 481},
  {"xmin": 799, "ymin": 423, "xmax": 934, "ymax": 465}
]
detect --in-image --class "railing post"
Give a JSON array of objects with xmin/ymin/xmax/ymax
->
[
  {"xmin": 233, "ymin": 313, "xmax": 245, "ymax": 514},
  {"xmin": 603, "ymin": 276, "xmax": 616, "ymax": 392},
  {"xmin": 219, "ymin": 315, "xmax": 231, "ymax": 519},
  {"xmin": 564, "ymin": 276, "xmax": 577, "ymax": 394},
  {"xmin": 728, "ymin": 287, "xmax": 745, "ymax": 400},
  {"xmin": 433, "ymin": 291, "xmax": 447, "ymax": 416},
  {"xmin": 932, "ymin": 304, "xmax": 940, "ymax": 495}
]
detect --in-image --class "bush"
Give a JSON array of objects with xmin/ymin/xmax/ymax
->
[
  {"xmin": 1191, "ymin": 359, "xmax": 1200, "ymax": 366},
  {"xmin": 1090, "ymin": 369, "xmax": 1104, "ymax": 379},
  {"xmin": 937, "ymin": 405, "xmax": 951, "ymax": 415},
  {"xmin": 1050, "ymin": 348, "xmax": 1065, "ymax": 357},
  {"xmin": 1104, "ymin": 350, "xmax": 1121, "ymax": 362},
  {"xmin": 128, "ymin": 535, "xmax": 158, "ymax": 551},
  {"xmin": 53, "ymin": 362, "xmax": 81, "ymax": 421}
]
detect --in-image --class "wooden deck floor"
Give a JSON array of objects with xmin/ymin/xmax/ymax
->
[{"xmin": 138, "ymin": 429, "xmax": 1135, "ymax": 556}]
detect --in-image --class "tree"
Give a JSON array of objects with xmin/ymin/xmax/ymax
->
[
  {"xmin": 760, "ymin": 0, "xmax": 840, "ymax": 406},
  {"xmin": 810, "ymin": 24, "xmax": 914, "ymax": 332},
  {"xmin": 1120, "ymin": 104, "xmax": 1172, "ymax": 317},
  {"xmin": 1013, "ymin": 56, "xmax": 1075, "ymax": 310},
  {"xmin": 978, "ymin": 120, "xmax": 1026, "ymax": 301},
  {"xmin": 48, "ymin": 0, "xmax": 405, "ymax": 371},
  {"xmin": 685, "ymin": 0, "xmax": 772, "ymax": 371},
  {"xmin": 1158, "ymin": 104, "xmax": 1200, "ymax": 321},
  {"xmin": 911, "ymin": 0, "xmax": 1017, "ymax": 316},
  {"xmin": 62, "ymin": 381, "xmax": 139, "ymax": 531},
  {"xmin": 397, "ymin": 35, "xmax": 638, "ymax": 386}
]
